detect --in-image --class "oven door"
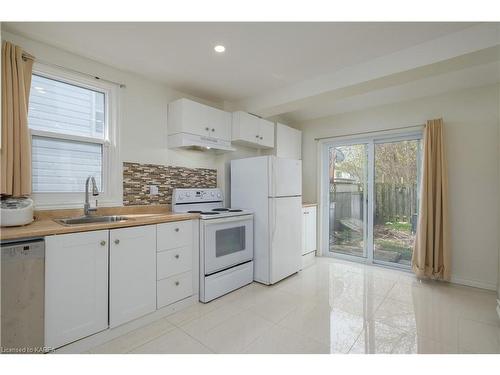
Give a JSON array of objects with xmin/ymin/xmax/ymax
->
[{"xmin": 202, "ymin": 214, "xmax": 253, "ymax": 275}]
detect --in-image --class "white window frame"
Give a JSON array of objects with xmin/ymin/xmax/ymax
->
[{"xmin": 30, "ymin": 63, "xmax": 121, "ymax": 209}]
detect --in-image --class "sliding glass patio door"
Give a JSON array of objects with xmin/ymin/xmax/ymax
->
[
  {"xmin": 328, "ymin": 143, "xmax": 369, "ymax": 260},
  {"xmin": 323, "ymin": 132, "xmax": 422, "ymax": 269}
]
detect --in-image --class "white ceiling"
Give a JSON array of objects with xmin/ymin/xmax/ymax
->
[{"xmin": 2, "ymin": 22, "xmax": 475, "ymax": 103}]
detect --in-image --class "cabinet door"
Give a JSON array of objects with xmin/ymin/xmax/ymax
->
[
  {"xmin": 45, "ymin": 230, "xmax": 108, "ymax": 349},
  {"xmin": 180, "ymin": 99, "xmax": 211, "ymax": 137},
  {"xmin": 304, "ymin": 206, "xmax": 317, "ymax": 253},
  {"xmin": 232, "ymin": 111, "xmax": 261, "ymax": 144},
  {"xmin": 182, "ymin": 99, "xmax": 230, "ymax": 140},
  {"xmin": 302, "ymin": 209, "xmax": 308, "ymax": 255},
  {"xmin": 258, "ymin": 119, "xmax": 275, "ymax": 148},
  {"xmin": 110, "ymin": 225, "xmax": 156, "ymax": 327},
  {"xmin": 276, "ymin": 123, "xmax": 302, "ymax": 159},
  {"xmin": 211, "ymin": 108, "xmax": 232, "ymax": 141}
]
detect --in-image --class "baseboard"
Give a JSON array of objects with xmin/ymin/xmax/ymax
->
[
  {"xmin": 54, "ymin": 295, "xmax": 198, "ymax": 354},
  {"xmin": 449, "ymin": 276, "xmax": 497, "ymax": 291},
  {"xmin": 300, "ymin": 251, "xmax": 316, "ymax": 270}
]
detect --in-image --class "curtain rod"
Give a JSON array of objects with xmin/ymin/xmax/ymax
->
[
  {"xmin": 314, "ymin": 124, "xmax": 425, "ymax": 141},
  {"xmin": 22, "ymin": 52, "xmax": 126, "ymax": 88}
]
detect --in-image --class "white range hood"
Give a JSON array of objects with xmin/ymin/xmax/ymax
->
[{"xmin": 167, "ymin": 133, "xmax": 235, "ymax": 152}]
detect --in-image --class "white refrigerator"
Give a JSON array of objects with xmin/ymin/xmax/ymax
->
[{"xmin": 231, "ymin": 156, "xmax": 302, "ymax": 285}]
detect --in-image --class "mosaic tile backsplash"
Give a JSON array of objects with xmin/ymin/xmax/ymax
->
[{"xmin": 123, "ymin": 162, "xmax": 217, "ymax": 205}]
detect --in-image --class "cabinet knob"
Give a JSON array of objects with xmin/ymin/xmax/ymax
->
[
  {"xmin": 205, "ymin": 127, "xmax": 209, "ymax": 131},
  {"xmin": 100, "ymin": 240, "xmax": 106, "ymax": 246},
  {"xmin": 174, "ymin": 228, "xmax": 179, "ymax": 232},
  {"xmin": 211, "ymin": 128, "xmax": 215, "ymax": 132},
  {"xmin": 255, "ymin": 135, "xmax": 259, "ymax": 138},
  {"xmin": 114, "ymin": 239, "xmax": 120, "ymax": 245},
  {"xmin": 175, "ymin": 254, "xmax": 180, "ymax": 259},
  {"xmin": 175, "ymin": 281, "xmax": 180, "ymax": 286}
]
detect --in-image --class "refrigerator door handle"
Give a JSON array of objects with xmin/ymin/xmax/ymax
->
[{"xmin": 272, "ymin": 198, "xmax": 277, "ymax": 247}]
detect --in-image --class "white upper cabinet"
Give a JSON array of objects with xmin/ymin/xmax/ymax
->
[
  {"xmin": 168, "ymin": 98, "xmax": 231, "ymax": 141},
  {"xmin": 232, "ymin": 111, "xmax": 275, "ymax": 149},
  {"xmin": 109, "ymin": 225, "xmax": 157, "ymax": 328},
  {"xmin": 275, "ymin": 123, "xmax": 302, "ymax": 159}
]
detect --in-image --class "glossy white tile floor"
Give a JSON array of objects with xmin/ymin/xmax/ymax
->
[{"xmin": 88, "ymin": 258, "xmax": 500, "ymax": 354}]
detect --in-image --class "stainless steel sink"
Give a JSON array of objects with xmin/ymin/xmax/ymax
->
[{"xmin": 55, "ymin": 215, "xmax": 130, "ymax": 226}]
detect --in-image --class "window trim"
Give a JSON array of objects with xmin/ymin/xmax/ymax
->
[{"xmin": 30, "ymin": 63, "xmax": 122, "ymax": 209}]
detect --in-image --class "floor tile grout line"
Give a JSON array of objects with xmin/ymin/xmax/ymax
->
[
  {"xmin": 120, "ymin": 325, "xmax": 179, "ymax": 354},
  {"xmin": 89, "ymin": 317, "xmax": 177, "ymax": 354},
  {"xmin": 238, "ymin": 320, "xmax": 281, "ymax": 354},
  {"xmin": 175, "ymin": 327, "xmax": 217, "ymax": 354},
  {"xmin": 177, "ymin": 309, "xmax": 276, "ymax": 354},
  {"xmin": 126, "ymin": 326, "xmax": 215, "ymax": 354}
]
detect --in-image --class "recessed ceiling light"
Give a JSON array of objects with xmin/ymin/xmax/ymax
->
[{"xmin": 214, "ymin": 45, "xmax": 226, "ymax": 53}]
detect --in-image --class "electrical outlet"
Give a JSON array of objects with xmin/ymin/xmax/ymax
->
[{"xmin": 149, "ymin": 185, "xmax": 159, "ymax": 196}]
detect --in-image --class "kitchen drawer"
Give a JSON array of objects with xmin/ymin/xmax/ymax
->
[
  {"xmin": 157, "ymin": 246, "xmax": 192, "ymax": 280},
  {"xmin": 157, "ymin": 220, "xmax": 192, "ymax": 251},
  {"xmin": 157, "ymin": 271, "xmax": 193, "ymax": 308}
]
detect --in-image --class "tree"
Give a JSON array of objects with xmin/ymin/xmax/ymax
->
[{"xmin": 330, "ymin": 140, "xmax": 420, "ymax": 185}]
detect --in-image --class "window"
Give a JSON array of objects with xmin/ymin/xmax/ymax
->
[{"xmin": 28, "ymin": 65, "xmax": 120, "ymax": 208}]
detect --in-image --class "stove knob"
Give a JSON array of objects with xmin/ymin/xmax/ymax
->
[
  {"xmin": 217, "ymin": 193, "xmax": 222, "ymax": 198},
  {"xmin": 185, "ymin": 192, "xmax": 191, "ymax": 197},
  {"xmin": 211, "ymin": 192, "xmax": 215, "ymax": 197},
  {"xmin": 178, "ymin": 195, "xmax": 184, "ymax": 200}
]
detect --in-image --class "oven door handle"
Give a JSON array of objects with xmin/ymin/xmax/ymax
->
[{"xmin": 201, "ymin": 214, "xmax": 253, "ymax": 225}]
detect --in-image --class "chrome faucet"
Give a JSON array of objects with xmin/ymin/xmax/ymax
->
[{"xmin": 84, "ymin": 176, "xmax": 99, "ymax": 216}]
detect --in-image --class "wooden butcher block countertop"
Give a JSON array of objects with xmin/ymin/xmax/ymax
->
[
  {"xmin": 302, "ymin": 203, "xmax": 318, "ymax": 208},
  {"xmin": 0, "ymin": 205, "xmax": 199, "ymax": 241}
]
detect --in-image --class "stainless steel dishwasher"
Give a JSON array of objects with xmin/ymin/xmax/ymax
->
[{"xmin": 1, "ymin": 238, "xmax": 45, "ymax": 353}]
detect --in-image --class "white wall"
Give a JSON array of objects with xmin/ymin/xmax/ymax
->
[{"xmin": 296, "ymin": 85, "xmax": 500, "ymax": 290}]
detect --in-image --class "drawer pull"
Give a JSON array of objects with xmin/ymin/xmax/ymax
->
[
  {"xmin": 174, "ymin": 228, "xmax": 179, "ymax": 232},
  {"xmin": 175, "ymin": 281, "xmax": 180, "ymax": 286},
  {"xmin": 100, "ymin": 240, "xmax": 106, "ymax": 246},
  {"xmin": 114, "ymin": 239, "xmax": 120, "ymax": 245},
  {"xmin": 175, "ymin": 254, "xmax": 180, "ymax": 259}
]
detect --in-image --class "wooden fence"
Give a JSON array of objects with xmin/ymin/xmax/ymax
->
[
  {"xmin": 374, "ymin": 183, "xmax": 417, "ymax": 224},
  {"xmin": 329, "ymin": 182, "xmax": 418, "ymax": 231}
]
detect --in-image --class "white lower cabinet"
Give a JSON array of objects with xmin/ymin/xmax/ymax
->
[
  {"xmin": 109, "ymin": 225, "xmax": 157, "ymax": 328},
  {"xmin": 45, "ymin": 230, "xmax": 109, "ymax": 349},
  {"xmin": 44, "ymin": 220, "xmax": 197, "ymax": 348},
  {"xmin": 302, "ymin": 205, "xmax": 317, "ymax": 269},
  {"xmin": 302, "ymin": 206, "xmax": 317, "ymax": 255},
  {"xmin": 156, "ymin": 220, "xmax": 195, "ymax": 308},
  {"xmin": 157, "ymin": 271, "xmax": 193, "ymax": 308},
  {"xmin": 157, "ymin": 246, "xmax": 192, "ymax": 279}
]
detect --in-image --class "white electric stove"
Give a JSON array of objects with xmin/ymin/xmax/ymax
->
[{"xmin": 172, "ymin": 188, "xmax": 254, "ymax": 302}]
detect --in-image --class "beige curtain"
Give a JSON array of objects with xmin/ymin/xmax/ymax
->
[
  {"xmin": 1, "ymin": 41, "xmax": 34, "ymax": 196},
  {"xmin": 412, "ymin": 118, "xmax": 450, "ymax": 281}
]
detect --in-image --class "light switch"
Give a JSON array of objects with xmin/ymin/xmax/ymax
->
[{"xmin": 149, "ymin": 185, "xmax": 159, "ymax": 195}]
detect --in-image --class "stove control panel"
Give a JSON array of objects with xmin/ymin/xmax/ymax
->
[{"xmin": 172, "ymin": 188, "xmax": 223, "ymax": 204}]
